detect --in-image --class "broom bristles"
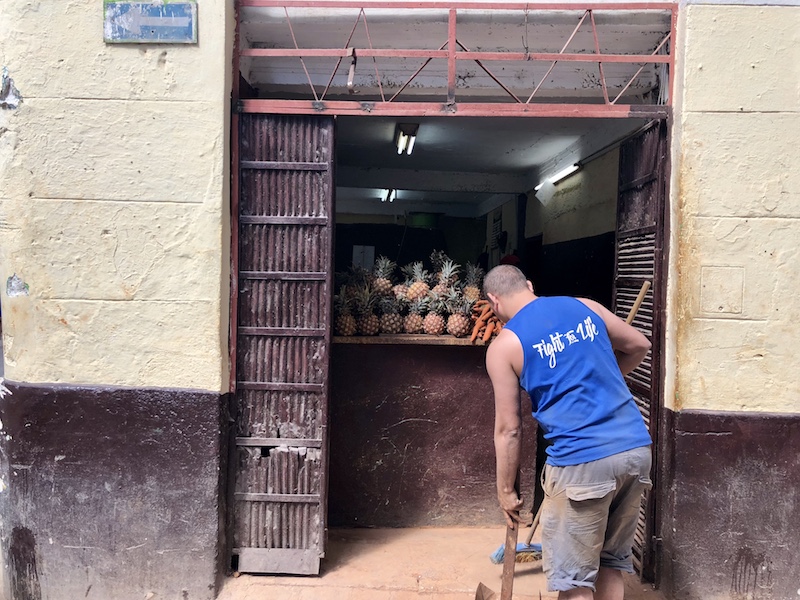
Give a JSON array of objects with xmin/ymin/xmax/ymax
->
[{"xmin": 489, "ymin": 542, "xmax": 542, "ymax": 564}]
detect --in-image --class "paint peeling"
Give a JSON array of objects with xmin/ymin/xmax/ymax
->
[
  {"xmin": 6, "ymin": 274, "xmax": 29, "ymax": 297},
  {"xmin": 0, "ymin": 378, "xmax": 12, "ymax": 399},
  {"xmin": 0, "ymin": 68, "xmax": 23, "ymax": 110}
]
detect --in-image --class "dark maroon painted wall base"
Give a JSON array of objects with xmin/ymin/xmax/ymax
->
[
  {"xmin": 328, "ymin": 344, "xmax": 538, "ymax": 528},
  {"xmin": 660, "ymin": 409, "xmax": 800, "ymax": 600},
  {"xmin": 0, "ymin": 381, "xmax": 227, "ymax": 600}
]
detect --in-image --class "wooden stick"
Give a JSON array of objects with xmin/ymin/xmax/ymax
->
[
  {"xmin": 627, "ymin": 281, "xmax": 651, "ymax": 325},
  {"xmin": 500, "ymin": 521, "xmax": 518, "ymax": 600}
]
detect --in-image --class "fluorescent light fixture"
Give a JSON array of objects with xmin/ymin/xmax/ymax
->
[
  {"xmin": 534, "ymin": 163, "xmax": 581, "ymax": 191},
  {"xmin": 381, "ymin": 189, "xmax": 396, "ymax": 203},
  {"xmin": 394, "ymin": 123, "xmax": 419, "ymax": 156},
  {"xmin": 550, "ymin": 164, "xmax": 580, "ymax": 185},
  {"xmin": 396, "ymin": 132, "xmax": 408, "ymax": 155},
  {"xmin": 405, "ymin": 135, "xmax": 416, "ymax": 155}
]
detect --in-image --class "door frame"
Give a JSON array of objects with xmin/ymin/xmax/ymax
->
[{"xmin": 227, "ymin": 1, "xmax": 677, "ymax": 585}]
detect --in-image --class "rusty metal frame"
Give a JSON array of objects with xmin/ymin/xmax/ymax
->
[
  {"xmin": 230, "ymin": 1, "xmax": 242, "ymax": 393},
  {"xmin": 236, "ymin": 0, "xmax": 677, "ymax": 118}
]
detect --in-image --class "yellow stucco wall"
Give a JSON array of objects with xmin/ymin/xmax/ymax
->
[
  {"xmin": 525, "ymin": 149, "xmax": 619, "ymax": 245},
  {"xmin": 0, "ymin": 0, "xmax": 233, "ymax": 391},
  {"xmin": 670, "ymin": 5, "xmax": 800, "ymax": 413}
]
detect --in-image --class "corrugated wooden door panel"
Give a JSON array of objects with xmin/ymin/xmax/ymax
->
[
  {"xmin": 233, "ymin": 114, "xmax": 334, "ymax": 575},
  {"xmin": 613, "ymin": 120, "xmax": 667, "ymax": 582}
]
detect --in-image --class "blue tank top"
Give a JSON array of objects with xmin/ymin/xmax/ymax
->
[{"xmin": 504, "ymin": 296, "xmax": 651, "ymax": 467}]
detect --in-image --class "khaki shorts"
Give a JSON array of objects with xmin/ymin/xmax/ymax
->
[{"xmin": 540, "ymin": 446, "xmax": 653, "ymax": 593}]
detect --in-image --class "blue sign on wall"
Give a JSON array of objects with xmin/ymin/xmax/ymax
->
[{"xmin": 104, "ymin": 1, "xmax": 197, "ymax": 44}]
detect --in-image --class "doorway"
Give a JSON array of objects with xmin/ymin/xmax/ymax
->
[{"xmin": 228, "ymin": 0, "xmax": 675, "ymax": 586}]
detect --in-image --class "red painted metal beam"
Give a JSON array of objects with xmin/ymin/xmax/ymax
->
[
  {"xmin": 240, "ymin": 0, "xmax": 675, "ymax": 10},
  {"xmin": 455, "ymin": 52, "xmax": 671, "ymax": 63},
  {"xmin": 239, "ymin": 98, "xmax": 669, "ymax": 118},
  {"xmin": 447, "ymin": 9, "xmax": 457, "ymax": 103},
  {"xmin": 242, "ymin": 48, "xmax": 671, "ymax": 63}
]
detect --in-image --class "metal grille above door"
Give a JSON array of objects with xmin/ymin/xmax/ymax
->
[
  {"xmin": 232, "ymin": 114, "xmax": 335, "ymax": 575},
  {"xmin": 613, "ymin": 120, "xmax": 668, "ymax": 583}
]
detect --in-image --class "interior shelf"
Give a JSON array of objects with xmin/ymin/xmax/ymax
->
[{"xmin": 332, "ymin": 334, "xmax": 486, "ymax": 347}]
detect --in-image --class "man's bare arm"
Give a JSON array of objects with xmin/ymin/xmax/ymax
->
[
  {"xmin": 486, "ymin": 329, "xmax": 524, "ymax": 528},
  {"xmin": 579, "ymin": 298, "xmax": 652, "ymax": 375}
]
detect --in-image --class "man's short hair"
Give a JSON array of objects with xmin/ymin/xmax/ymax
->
[{"xmin": 483, "ymin": 265, "xmax": 530, "ymax": 298}]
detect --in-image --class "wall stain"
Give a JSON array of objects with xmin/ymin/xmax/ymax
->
[
  {"xmin": 10, "ymin": 526, "xmax": 42, "ymax": 600},
  {"xmin": 731, "ymin": 546, "xmax": 773, "ymax": 600}
]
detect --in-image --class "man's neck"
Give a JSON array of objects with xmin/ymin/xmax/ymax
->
[{"xmin": 505, "ymin": 291, "xmax": 538, "ymax": 320}]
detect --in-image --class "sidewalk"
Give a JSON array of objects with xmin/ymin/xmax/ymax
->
[{"xmin": 218, "ymin": 528, "xmax": 667, "ymax": 600}]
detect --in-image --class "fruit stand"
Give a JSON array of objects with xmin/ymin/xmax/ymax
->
[
  {"xmin": 328, "ymin": 253, "xmax": 537, "ymax": 528},
  {"xmin": 333, "ymin": 252, "xmax": 503, "ymax": 344}
]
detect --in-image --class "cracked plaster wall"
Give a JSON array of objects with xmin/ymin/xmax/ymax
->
[
  {"xmin": 669, "ymin": 4, "xmax": 800, "ymax": 413},
  {"xmin": 0, "ymin": 0, "xmax": 234, "ymax": 391}
]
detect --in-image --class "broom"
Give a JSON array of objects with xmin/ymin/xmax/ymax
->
[
  {"xmin": 488, "ymin": 281, "xmax": 652, "ymax": 565},
  {"xmin": 489, "ymin": 502, "xmax": 542, "ymax": 564}
]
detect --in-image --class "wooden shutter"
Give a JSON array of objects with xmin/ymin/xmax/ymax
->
[
  {"xmin": 613, "ymin": 120, "xmax": 668, "ymax": 581},
  {"xmin": 232, "ymin": 114, "xmax": 334, "ymax": 575}
]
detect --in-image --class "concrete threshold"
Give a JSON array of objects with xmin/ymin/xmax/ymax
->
[{"xmin": 217, "ymin": 527, "xmax": 667, "ymax": 600}]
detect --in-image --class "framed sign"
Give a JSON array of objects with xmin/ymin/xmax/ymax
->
[{"xmin": 104, "ymin": 1, "xmax": 198, "ymax": 44}]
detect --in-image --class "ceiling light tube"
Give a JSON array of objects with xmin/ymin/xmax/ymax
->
[
  {"xmin": 395, "ymin": 123, "xmax": 419, "ymax": 156},
  {"xmin": 550, "ymin": 164, "xmax": 580, "ymax": 185},
  {"xmin": 396, "ymin": 132, "xmax": 408, "ymax": 155},
  {"xmin": 405, "ymin": 135, "xmax": 416, "ymax": 155}
]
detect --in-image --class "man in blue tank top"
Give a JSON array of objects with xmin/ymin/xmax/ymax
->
[{"xmin": 484, "ymin": 265, "xmax": 652, "ymax": 600}]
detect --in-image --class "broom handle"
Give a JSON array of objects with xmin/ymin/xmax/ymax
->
[
  {"xmin": 524, "ymin": 280, "xmax": 651, "ymax": 548},
  {"xmin": 524, "ymin": 502, "xmax": 542, "ymax": 545},
  {"xmin": 626, "ymin": 281, "xmax": 651, "ymax": 325}
]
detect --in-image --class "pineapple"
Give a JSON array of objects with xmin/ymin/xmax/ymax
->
[
  {"xmin": 446, "ymin": 288, "xmax": 475, "ymax": 338},
  {"xmin": 393, "ymin": 263, "xmax": 414, "ymax": 301},
  {"xmin": 406, "ymin": 262, "xmax": 431, "ymax": 302},
  {"xmin": 334, "ymin": 288, "xmax": 357, "ymax": 336},
  {"xmin": 429, "ymin": 250, "xmax": 448, "ymax": 272},
  {"xmin": 372, "ymin": 256, "xmax": 396, "ymax": 296},
  {"xmin": 354, "ymin": 285, "xmax": 380, "ymax": 336},
  {"xmin": 404, "ymin": 297, "xmax": 427, "ymax": 334},
  {"xmin": 432, "ymin": 258, "xmax": 460, "ymax": 296},
  {"xmin": 423, "ymin": 292, "xmax": 447, "ymax": 336},
  {"xmin": 378, "ymin": 296, "xmax": 404, "ymax": 335},
  {"xmin": 392, "ymin": 283, "xmax": 409, "ymax": 301},
  {"xmin": 463, "ymin": 263, "xmax": 485, "ymax": 303},
  {"xmin": 347, "ymin": 265, "xmax": 371, "ymax": 293}
]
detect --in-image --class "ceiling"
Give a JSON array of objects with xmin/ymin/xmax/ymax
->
[
  {"xmin": 334, "ymin": 115, "xmax": 648, "ymax": 216},
  {"xmin": 238, "ymin": 6, "xmax": 669, "ymax": 217}
]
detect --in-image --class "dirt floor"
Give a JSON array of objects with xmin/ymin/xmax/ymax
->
[{"xmin": 218, "ymin": 528, "xmax": 668, "ymax": 600}]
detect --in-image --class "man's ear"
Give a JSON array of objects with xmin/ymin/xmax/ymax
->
[{"xmin": 526, "ymin": 281, "xmax": 534, "ymax": 293}]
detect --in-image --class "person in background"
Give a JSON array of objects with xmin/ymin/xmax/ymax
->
[
  {"xmin": 499, "ymin": 252, "xmax": 521, "ymax": 267},
  {"xmin": 483, "ymin": 265, "xmax": 652, "ymax": 600}
]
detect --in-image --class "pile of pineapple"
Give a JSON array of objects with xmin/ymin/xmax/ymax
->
[{"xmin": 334, "ymin": 251, "xmax": 493, "ymax": 342}]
